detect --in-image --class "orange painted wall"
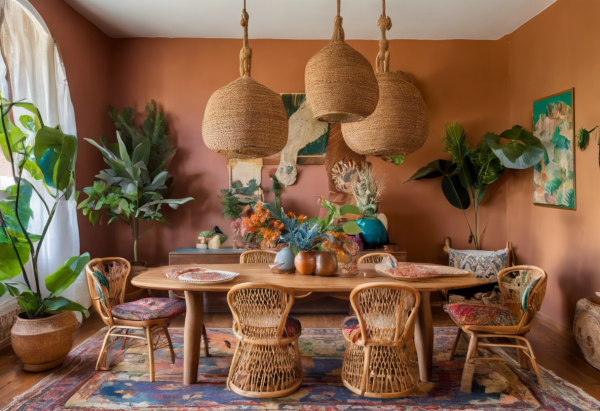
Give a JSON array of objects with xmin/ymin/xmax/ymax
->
[
  {"xmin": 106, "ymin": 38, "xmax": 510, "ymax": 264},
  {"xmin": 507, "ymin": 0, "xmax": 600, "ymax": 327}
]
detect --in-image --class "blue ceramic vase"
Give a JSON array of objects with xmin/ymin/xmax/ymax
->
[
  {"xmin": 356, "ymin": 218, "xmax": 388, "ymax": 249},
  {"xmin": 274, "ymin": 247, "xmax": 296, "ymax": 274}
]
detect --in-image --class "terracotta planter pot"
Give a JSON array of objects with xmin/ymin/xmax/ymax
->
[
  {"xmin": 125, "ymin": 261, "xmax": 150, "ymax": 302},
  {"xmin": 11, "ymin": 311, "xmax": 78, "ymax": 372},
  {"xmin": 315, "ymin": 251, "xmax": 338, "ymax": 277},
  {"xmin": 294, "ymin": 251, "xmax": 316, "ymax": 275}
]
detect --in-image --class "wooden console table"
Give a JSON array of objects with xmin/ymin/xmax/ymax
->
[
  {"xmin": 133, "ymin": 263, "xmax": 478, "ymax": 386},
  {"xmin": 169, "ymin": 248, "xmax": 408, "ymax": 313}
]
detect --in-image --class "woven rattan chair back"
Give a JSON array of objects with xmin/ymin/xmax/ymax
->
[
  {"xmin": 357, "ymin": 252, "xmax": 395, "ymax": 264},
  {"xmin": 240, "ymin": 249, "xmax": 277, "ymax": 264},
  {"xmin": 85, "ymin": 257, "xmax": 131, "ymax": 326},
  {"xmin": 228, "ymin": 282, "xmax": 295, "ymax": 340},
  {"xmin": 350, "ymin": 283, "xmax": 420, "ymax": 344},
  {"xmin": 497, "ymin": 265, "xmax": 547, "ymax": 332}
]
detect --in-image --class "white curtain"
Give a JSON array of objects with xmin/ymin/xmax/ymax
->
[{"xmin": 0, "ymin": 0, "xmax": 88, "ymax": 315}]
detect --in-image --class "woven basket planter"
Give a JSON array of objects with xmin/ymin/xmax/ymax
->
[
  {"xmin": 341, "ymin": 71, "xmax": 428, "ymax": 156},
  {"xmin": 202, "ymin": 76, "xmax": 288, "ymax": 159}
]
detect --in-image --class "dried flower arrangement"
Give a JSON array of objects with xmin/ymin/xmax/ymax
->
[{"xmin": 332, "ymin": 161, "xmax": 386, "ymax": 218}]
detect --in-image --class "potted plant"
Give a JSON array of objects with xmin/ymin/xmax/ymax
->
[
  {"xmin": 333, "ymin": 161, "xmax": 387, "ymax": 249},
  {"xmin": 78, "ymin": 102, "xmax": 193, "ymax": 297},
  {"xmin": 0, "ymin": 97, "xmax": 90, "ymax": 371},
  {"xmin": 406, "ymin": 122, "xmax": 545, "ymax": 249}
]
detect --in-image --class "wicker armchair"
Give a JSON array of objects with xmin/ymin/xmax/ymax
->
[
  {"xmin": 227, "ymin": 282, "xmax": 303, "ymax": 398},
  {"xmin": 240, "ymin": 249, "xmax": 277, "ymax": 264},
  {"xmin": 444, "ymin": 265, "xmax": 548, "ymax": 392},
  {"xmin": 357, "ymin": 252, "xmax": 394, "ymax": 264},
  {"xmin": 85, "ymin": 257, "xmax": 186, "ymax": 382},
  {"xmin": 341, "ymin": 283, "xmax": 421, "ymax": 398}
]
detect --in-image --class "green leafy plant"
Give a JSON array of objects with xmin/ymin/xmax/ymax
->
[
  {"xmin": 0, "ymin": 97, "xmax": 90, "ymax": 319},
  {"xmin": 78, "ymin": 133, "xmax": 193, "ymax": 261},
  {"xmin": 406, "ymin": 122, "xmax": 545, "ymax": 250},
  {"xmin": 577, "ymin": 126, "xmax": 598, "ymax": 150}
]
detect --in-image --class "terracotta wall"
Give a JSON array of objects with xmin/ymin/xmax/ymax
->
[
  {"xmin": 28, "ymin": 0, "xmax": 118, "ymax": 258},
  {"xmin": 107, "ymin": 38, "xmax": 511, "ymax": 265},
  {"xmin": 507, "ymin": 0, "xmax": 600, "ymax": 327}
]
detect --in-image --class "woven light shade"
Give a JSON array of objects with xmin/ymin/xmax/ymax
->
[
  {"xmin": 202, "ymin": 3, "xmax": 288, "ymax": 159},
  {"xmin": 341, "ymin": 2, "xmax": 428, "ymax": 156},
  {"xmin": 305, "ymin": 0, "xmax": 379, "ymax": 124},
  {"xmin": 342, "ymin": 71, "xmax": 428, "ymax": 156}
]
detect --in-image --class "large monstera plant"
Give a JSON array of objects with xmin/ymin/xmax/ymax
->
[
  {"xmin": 0, "ymin": 97, "xmax": 90, "ymax": 319},
  {"xmin": 78, "ymin": 132, "xmax": 193, "ymax": 261},
  {"xmin": 406, "ymin": 123, "xmax": 545, "ymax": 250}
]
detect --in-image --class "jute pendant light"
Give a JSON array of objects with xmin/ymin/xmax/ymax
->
[
  {"xmin": 305, "ymin": 0, "xmax": 379, "ymax": 123},
  {"xmin": 202, "ymin": 1, "xmax": 288, "ymax": 159},
  {"xmin": 341, "ymin": 0, "xmax": 429, "ymax": 157}
]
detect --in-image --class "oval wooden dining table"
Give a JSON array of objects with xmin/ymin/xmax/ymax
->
[{"xmin": 132, "ymin": 263, "xmax": 479, "ymax": 385}]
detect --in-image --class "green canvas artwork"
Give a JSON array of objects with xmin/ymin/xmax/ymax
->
[
  {"xmin": 533, "ymin": 89, "xmax": 576, "ymax": 209},
  {"xmin": 282, "ymin": 93, "xmax": 330, "ymax": 156}
]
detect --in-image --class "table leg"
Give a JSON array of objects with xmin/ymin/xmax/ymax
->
[
  {"xmin": 184, "ymin": 291, "xmax": 204, "ymax": 385},
  {"xmin": 414, "ymin": 291, "xmax": 433, "ymax": 382}
]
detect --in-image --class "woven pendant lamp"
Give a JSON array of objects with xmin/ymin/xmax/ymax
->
[
  {"xmin": 341, "ymin": 0, "xmax": 429, "ymax": 157},
  {"xmin": 305, "ymin": 0, "xmax": 379, "ymax": 124},
  {"xmin": 202, "ymin": 1, "xmax": 288, "ymax": 159}
]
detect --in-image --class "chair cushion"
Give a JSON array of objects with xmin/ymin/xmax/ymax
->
[
  {"xmin": 449, "ymin": 248, "xmax": 509, "ymax": 284},
  {"xmin": 112, "ymin": 298, "xmax": 186, "ymax": 321},
  {"xmin": 342, "ymin": 316, "xmax": 361, "ymax": 343},
  {"xmin": 283, "ymin": 316, "xmax": 301, "ymax": 338},
  {"xmin": 444, "ymin": 304, "xmax": 519, "ymax": 327}
]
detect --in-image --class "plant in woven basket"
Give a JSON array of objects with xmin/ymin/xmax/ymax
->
[
  {"xmin": 0, "ymin": 97, "xmax": 90, "ymax": 319},
  {"xmin": 78, "ymin": 132, "xmax": 193, "ymax": 261},
  {"xmin": 406, "ymin": 122, "xmax": 545, "ymax": 249}
]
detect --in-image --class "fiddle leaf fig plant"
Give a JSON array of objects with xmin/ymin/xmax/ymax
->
[
  {"xmin": 0, "ymin": 96, "xmax": 90, "ymax": 319},
  {"xmin": 78, "ymin": 132, "xmax": 193, "ymax": 261},
  {"xmin": 407, "ymin": 122, "xmax": 545, "ymax": 250}
]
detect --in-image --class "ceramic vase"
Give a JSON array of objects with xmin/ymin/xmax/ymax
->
[
  {"xmin": 11, "ymin": 311, "xmax": 78, "ymax": 372},
  {"xmin": 294, "ymin": 251, "xmax": 316, "ymax": 275},
  {"xmin": 356, "ymin": 218, "xmax": 388, "ymax": 249},
  {"xmin": 274, "ymin": 247, "xmax": 296, "ymax": 274},
  {"xmin": 574, "ymin": 296, "xmax": 600, "ymax": 371},
  {"xmin": 315, "ymin": 251, "xmax": 338, "ymax": 276}
]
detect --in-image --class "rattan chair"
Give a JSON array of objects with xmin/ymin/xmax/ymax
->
[
  {"xmin": 341, "ymin": 283, "xmax": 421, "ymax": 398},
  {"xmin": 444, "ymin": 265, "xmax": 548, "ymax": 393},
  {"xmin": 227, "ymin": 282, "xmax": 303, "ymax": 398},
  {"xmin": 357, "ymin": 252, "xmax": 394, "ymax": 264},
  {"xmin": 240, "ymin": 249, "xmax": 278, "ymax": 264},
  {"xmin": 86, "ymin": 257, "xmax": 186, "ymax": 382}
]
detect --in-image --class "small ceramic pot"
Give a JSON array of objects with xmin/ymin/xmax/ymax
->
[
  {"xmin": 294, "ymin": 251, "xmax": 316, "ymax": 275},
  {"xmin": 356, "ymin": 218, "xmax": 389, "ymax": 249},
  {"xmin": 274, "ymin": 247, "xmax": 296, "ymax": 274},
  {"xmin": 315, "ymin": 251, "xmax": 338, "ymax": 276},
  {"xmin": 11, "ymin": 311, "xmax": 78, "ymax": 372}
]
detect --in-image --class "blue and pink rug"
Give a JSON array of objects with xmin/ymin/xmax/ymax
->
[{"xmin": 3, "ymin": 327, "xmax": 599, "ymax": 410}]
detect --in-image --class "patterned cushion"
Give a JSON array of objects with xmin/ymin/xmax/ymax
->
[
  {"xmin": 449, "ymin": 248, "xmax": 509, "ymax": 284},
  {"xmin": 444, "ymin": 304, "xmax": 519, "ymax": 327},
  {"xmin": 112, "ymin": 298, "xmax": 186, "ymax": 321},
  {"xmin": 342, "ymin": 316, "xmax": 361, "ymax": 343},
  {"xmin": 283, "ymin": 316, "xmax": 301, "ymax": 338}
]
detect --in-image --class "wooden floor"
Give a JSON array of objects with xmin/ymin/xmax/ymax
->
[{"xmin": 1, "ymin": 307, "xmax": 599, "ymax": 408}]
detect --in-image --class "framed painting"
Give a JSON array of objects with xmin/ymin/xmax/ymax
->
[{"xmin": 532, "ymin": 89, "xmax": 576, "ymax": 210}]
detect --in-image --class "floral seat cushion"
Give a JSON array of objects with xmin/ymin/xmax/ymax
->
[
  {"xmin": 449, "ymin": 248, "xmax": 509, "ymax": 284},
  {"xmin": 112, "ymin": 298, "xmax": 186, "ymax": 321},
  {"xmin": 283, "ymin": 316, "xmax": 302, "ymax": 338},
  {"xmin": 342, "ymin": 316, "xmax": 361, "ymax": 343},
  {"xmin": 444, "ymin": 304, "xmax": 519, "ymax": 327}
]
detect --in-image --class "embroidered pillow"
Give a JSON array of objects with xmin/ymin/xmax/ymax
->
[{"xmin": 449, "ymin": 248, "xmax": 509, "ymax": 284}]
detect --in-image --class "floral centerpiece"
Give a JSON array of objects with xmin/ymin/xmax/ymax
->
[{"xmin": 239, "ymin": 202, "xmax": 302, "ymax": 249}]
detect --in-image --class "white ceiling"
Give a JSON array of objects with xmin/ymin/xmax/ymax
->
[{"xmin": 63, "ymin": 0, "xmax": 556, "ymax": 40}]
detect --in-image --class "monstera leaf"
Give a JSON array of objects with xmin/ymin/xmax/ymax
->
[{"xmin": 483, "ymin": 126, "xmax": 546, "ymax": 169}]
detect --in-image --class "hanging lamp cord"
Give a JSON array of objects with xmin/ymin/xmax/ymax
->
[
  {"xmin": 240, "ymin": 0, "xmax": 252, "ymax": 77},
  {"xmin": 331, "ymin": 0, "xmax": 345, "ymax": 42},
  {"xmin": 376, "ymin": 0, "xmax": 392, "ymax": 74}
]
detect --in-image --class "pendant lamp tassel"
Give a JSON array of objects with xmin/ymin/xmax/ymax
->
[
  {"xmin": 239, "ymin": 0, "xmax": 252, "ymax": 77},
  {"xmin": 376, "ymin": 0, "xmax": 392, "ymax": 74}
]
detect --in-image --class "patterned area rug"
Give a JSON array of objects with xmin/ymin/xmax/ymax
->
[{"xmin": 3, "ymin": 327, "xmax": 599, "ymax": 410}]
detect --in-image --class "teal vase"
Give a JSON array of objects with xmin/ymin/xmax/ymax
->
[{"xmin": 356, "ymin": 218, "xmax": 388, "ymax": 249}]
